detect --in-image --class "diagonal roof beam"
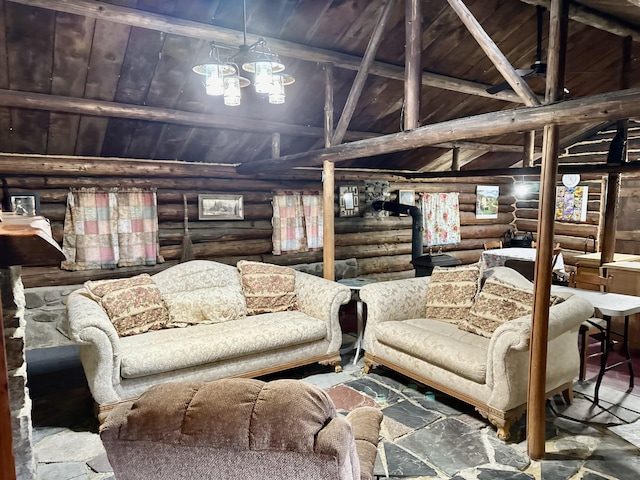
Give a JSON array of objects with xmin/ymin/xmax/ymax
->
[
  {"xmin": 447, "ymin": 0, "xmax": 542, "ymax": 107},
  {"xmin": 7, "ymin": 0, "xmax": 522, "ymax": 103}
]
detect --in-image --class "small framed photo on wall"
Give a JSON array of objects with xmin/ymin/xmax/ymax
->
[
  {"xmin": 198, "ymin": 194, "xmax": 244, "ymax": 220},
  {"xmin": 9, "ymin": 192, "xmax": 39, "ymax": 216}
]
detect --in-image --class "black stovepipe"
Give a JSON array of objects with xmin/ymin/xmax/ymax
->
[{"xmin": 372, "ymin": 201, "xmax": 423, "ymax": 261}]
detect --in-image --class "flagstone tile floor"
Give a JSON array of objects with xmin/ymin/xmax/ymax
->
[{"xmin": 26, "ymin": 345, "xmax": 640, "ymax": 480}]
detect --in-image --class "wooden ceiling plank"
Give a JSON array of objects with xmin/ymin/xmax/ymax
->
[
  {"xmin": 404, "ymin": 0, "xmax": 421, "ymax": 130},
  {"xmin": 48, "ymin": 12, "xmax": 95, "ymax": 155},
  {"xmin": 447, "ymin": 0, "xmax": 541, "ymax": 107},
  {"xmin": 0, "ymin": 1, "xmax": 11, "ymax": 152},
  {"xmin": 332, "ymin": 0, "xmax": 396, "ymax": 145},
  {"xmin": 236, "ymin": 87, "xmax": 640, "ymax": 173},
  {"xmin": 6, "ymin": 0, "xmax": 523, "ymax": 102}
]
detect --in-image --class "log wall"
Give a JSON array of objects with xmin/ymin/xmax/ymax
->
[{"xmin": 0, "ymin": 166, "xmax": 514, "ymax": 287}]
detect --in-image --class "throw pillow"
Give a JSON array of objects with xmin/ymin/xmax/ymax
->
[
  {"xmin": 237, "ymin": 260, "xmax": 297, "ymax": 315},
  {"xmin": 424, "ymin": 262, "xmax": 480, "ymax": 322},
  {"xmin": 459, "ymin": 275, "xmax": 564, "ymax": 338},
  {"xmin": 85, "ymin": 274, "xmax": 170, "ymax": 337}
]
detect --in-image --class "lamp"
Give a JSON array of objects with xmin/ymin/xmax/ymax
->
[{"xmin": 193, "ymin": 0, "xmax": 294, "ymax": 106}]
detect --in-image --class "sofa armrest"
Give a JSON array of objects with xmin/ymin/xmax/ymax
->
[
  {"xmin": 346, "ymin": 407, "xmax": 383, "ymax": 480},
  {"xmin": 66, "ymin": 289, "xmax": 124, "ymax": 405},
  {"xmin": 359, "ymin": 277, "xmax": 430, "ymax": 323},
  {"xmin": 486, "ymin": 293, "xmax": 594, "ymax": 408}
]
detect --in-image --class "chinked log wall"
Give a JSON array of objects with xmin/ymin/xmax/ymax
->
[{"xmin": 0, "ymin": 165, "xmax": 515, "ymax": 288}]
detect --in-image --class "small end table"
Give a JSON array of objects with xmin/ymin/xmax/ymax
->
[{"xmin": 337, "ymin": 278, "xmax": 377, "ymax": 364}]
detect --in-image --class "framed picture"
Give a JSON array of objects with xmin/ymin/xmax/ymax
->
[
  {"xmin": 475, "ymin": 185, "xmax": 499, "ymax": 219},
  {"xmin": 339, "ymin": 185, "xmax": 359, "ymax": 217},
  {"xmin": 198, "ymin": 194, "xmax": 244, "ymax": 220},
  {"xmin": 9, "ymin": 192, "xmax": 40, "ymax": 216}
]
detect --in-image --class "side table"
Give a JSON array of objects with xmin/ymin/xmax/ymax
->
[{"xmin": 337, "ymin": 278, "xmax": 377, "ymax": 364}]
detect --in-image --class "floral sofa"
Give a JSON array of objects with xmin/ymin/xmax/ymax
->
[
  {"xmin": 359, "ymin": 265, "xmax": 594, "ymax": 440},
  {"xmin": 65, "ymin": 260, "xmax": 351, "ymax": 416}
]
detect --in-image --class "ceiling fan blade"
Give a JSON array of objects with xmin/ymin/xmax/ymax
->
[{"xmin": 486, "ymin": 81, "xmax": 511, "ymax": 94}]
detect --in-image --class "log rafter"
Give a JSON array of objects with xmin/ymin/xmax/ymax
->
[{"xmin": 236, "ymin": 88, "xmax": 640, "ymax": 174}]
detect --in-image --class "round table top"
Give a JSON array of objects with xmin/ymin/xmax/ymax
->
[{"xmin": 337, "ymin": 278, "xmax": 378, "ymax": 290}]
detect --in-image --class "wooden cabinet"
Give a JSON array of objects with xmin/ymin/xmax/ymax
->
[
  {"xmin": 602, "ymin": 261, "xmax": 640, "ymax": 350},
  {"xmin": 575, "ymin": 252, "xmax": 640, "ymax": 280}
]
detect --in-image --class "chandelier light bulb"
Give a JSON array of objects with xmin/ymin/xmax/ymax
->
[
  {"xmin": 203, "ymin": 64, "xmax": 225, "ymax": 96},
  {"xmin": 254, "ymin": 59, "xmax": 273, "ymax": 94},
  {"xmin": 268, "ymin": 74, "xmax": 285, "ymax": 104},
  {"xmin": 224, "ymin": 76, "xmax": 242, "ymax": 106}
]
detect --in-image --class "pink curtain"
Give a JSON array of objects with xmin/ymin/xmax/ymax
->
[
  {"xmin": 62, "ymin": 188, "xmax": 162, "ymax": 270},
  {"xmin": 272, "ymin": 192, "xmax": 323, "ymax": 255},
  {"xmin": 421, "ymin": 192, "xmax": 461, "ymax": 247}
]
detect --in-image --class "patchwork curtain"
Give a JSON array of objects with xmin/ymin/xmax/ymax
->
[
  {"xmin": 421, "ymin": 192, "xmax": 461, "ymax": 247},
  {"xmin": 272, "ymin": 191, "xmax": 323, "ymax": 255},
  {"xmin": 62, "ymin": 188, "xmax": 162, "ymax": 270}
]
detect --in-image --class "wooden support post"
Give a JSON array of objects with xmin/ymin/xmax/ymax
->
[
  {"xmin": 524, "ymin": 131, "xmax": 535, "ymax": 168},
  {"xmin": 0, "ymin": 294, "xmax": 17, "ymax": 480},
  {"xmin": 332, "ymin": 0, "xmax": 396, "ymax": 145},
  {"xmin": 271, "ymin": 132, "xmax": 281, "ymax": 159},
  {"xmin": 600, "ymin": 35, "xmax": 631, "ymax": 265},
  {"xmin": 404, "ymin": 0, "xmax": 422, "ymax": 130},
  {"xmin": 323, "ymin": 161, "xmax": 335, "ymax": 281},
  {"xmin": 324, "ymin": 64, "xmax": 334, "ymax": 149},
  {"xmin": 528, "ymin": 0, "xmax": 568, "ymax": 460},
  {"xmin": 451, "ymin": 147, "xmax": 460, "ymax": 171}
]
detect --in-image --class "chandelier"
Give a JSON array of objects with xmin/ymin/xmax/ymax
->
[{"xmin": 192, "ymin": 1, "xmax": 295, "ymax": 106}]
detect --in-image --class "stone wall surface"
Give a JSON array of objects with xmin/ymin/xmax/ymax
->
[{"xmin": 1, "ymin": 266, "xmax": 36, "ymax": 480}]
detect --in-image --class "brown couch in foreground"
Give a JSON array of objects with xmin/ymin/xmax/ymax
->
[{"xmin": 100, "ymin": 378, "xmax": 383, "ymax": 480}]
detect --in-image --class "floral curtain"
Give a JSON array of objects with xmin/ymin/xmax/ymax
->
[
  {"xmin": 421, "ymin": 192, "xmax": 461, "ymax": 247},
  {"xmin": 272, "ymin": 191, "xmax": 323, "ymax": 255},
  {"xmin": 62, "ymin": 188, "xmax": 162, "ymax": 270}
]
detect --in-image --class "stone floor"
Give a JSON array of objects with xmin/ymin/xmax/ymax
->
[{"xmin": 25, "ymin": 342, "xmax": 640, "ymax": 480}]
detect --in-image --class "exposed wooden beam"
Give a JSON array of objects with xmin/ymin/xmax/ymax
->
[
  {"xmin": 408, "ymin": 160, "xmax": 640, "ymax": 178},
  {"xmin": 6, "ymin": 0, "xmax": 523, "ymax": 103},
  {"xmin": 333, "ymin": 0, "xmax": 396, "ymax": 145},
  {"xmin": 324, "ymin": 64, "xmax": 334, "ymax": 149},
  {"xmin": 0, "ymin": 89, "xmax": 374, "ymax": 141},
  {"xmin": 323, "ymin": 161, "xmax": 335, "ymax": 281},
  {"xmin": 523, "ymin": 131, "xmax": 535, "ymax": 167},
  {"xmin": 447, "ymin": 0, "xmax": 541, "ymax": 107},
  {"xmin": 451, "ymin": 147, "xmax": 460, "ymax": 171},
  {"xmin": 404, "ymin": 0, "xmax": 422, "ymax": 130},
  {"xmin": 236, "ymin": 88, "xmax": 640, "ymax": 174},
  {"xmin": 528, "ymin": 0, "xmax": 569, "ymax": 460},
  {"xmin": 519, "ymin": 0, "xmax": 640, "ymax": 42}
]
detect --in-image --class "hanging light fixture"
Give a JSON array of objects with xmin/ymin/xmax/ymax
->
[
  {"xmin": 193, "ymin": 0, "xmax": 294, "ymax": 106},
  {"xmin": 192, "ymin": 42, "xmax": 236, "ymax": 96}
]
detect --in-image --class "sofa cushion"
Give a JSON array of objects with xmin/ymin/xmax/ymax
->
[
  {"xmin": 119, "ymin": 311, "xmax": 325, "ymax": 378},
  {"xmin": 84, "ymin": 274, "xmax": 169, "ymax": 337},
  {"xmin": 459, "ymin": 267, "xmax": 565, "ymax": 338},
  {"xmin": 375, "ymin": 319, "xmax": 488, "ymax": 383},
  {"xmin": 237, "ymin": 260, "xmax": 297, "ymax": 315},
  {"xmin": 424, "ymin": 262, "xmax": 480, "ymax": 323},
  {"xmin": 152, "ymin": 260, "xmax": 247, "ymax": 326}
]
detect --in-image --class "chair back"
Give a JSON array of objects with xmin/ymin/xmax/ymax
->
[
  {"xmin": 483, "ymin": 240, "xmax": 503, "ymax": 250},
  {"xmin": 568, "ymin": 270, "xmax": 613, "ymax": 292}
]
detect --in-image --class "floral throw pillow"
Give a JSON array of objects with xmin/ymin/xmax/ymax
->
[
  {"xmin": 85, "ymin": 274, "xmax": 170, "ymax": 337},
  {"xmin": 424, "ymin": 262, "xmax": 480, "ymax": 323},
  {"xmin": 237, "ymin": 260, "xmax": 297, "ymax": 315},
  {"xmin": 458, "ymin": 276, "xmax": 564, "ymax": 338}
]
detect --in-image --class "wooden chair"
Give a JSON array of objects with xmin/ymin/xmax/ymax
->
[
  {"xmin": 568, "ymin": 271, "xmax": 613, "ymax": 382},
  {"xmin": 531, "ymin": 241, "xmax": 560, "ymax": 250},
  {"xmin": 483, "ymin": 240, "xmax": 503, "ymax": 250}
]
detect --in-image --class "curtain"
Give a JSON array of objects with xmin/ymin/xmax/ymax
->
[
  {"xmin": 422, "ymin": 192, "xmax": 461, "ymax": 247},
  {"xmin": 272, "ymin": 192, "xmax": 323, "ymax": 255},
  {"xmin": 62, "ymin": 188, "xmax": 162, "ymax": 270}
]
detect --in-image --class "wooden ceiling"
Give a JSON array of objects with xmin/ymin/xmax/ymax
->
[{"xmin": 1, "ymin": 0, "xmax": 639, "ymax": 176}]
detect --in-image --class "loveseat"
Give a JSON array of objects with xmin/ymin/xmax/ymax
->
[
  {"xmin": 101, "ymin": 378, "xmax": 383, "ymax": 480},
  {"xmin": 65, "ymin": 260, "xmax": 351, "ymax": 416},
  {"xmin": 359, "ymin": 265, "xmax": 594, "ymax": 440}
]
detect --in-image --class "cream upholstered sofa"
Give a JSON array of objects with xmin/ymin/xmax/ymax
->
[
  {"xmin": 359, "ymin": 265, "xmax": 594, "ymax": 440},
  {"xmin": 65, "ymin": 260, "xmax": 351, "ymax": 415},
  {"xmin": 101, "ymin": 378, "xmax": 383, "ymax": 480}
]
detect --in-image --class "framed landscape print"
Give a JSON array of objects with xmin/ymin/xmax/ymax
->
[{"xmin": 198, "ymin": 194, "xmax": 244, "ymax": 220}]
